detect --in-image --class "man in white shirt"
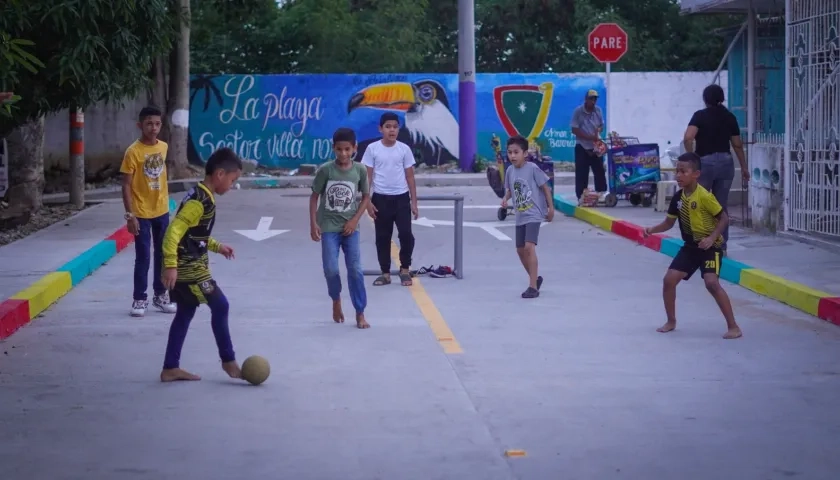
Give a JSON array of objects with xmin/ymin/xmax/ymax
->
[{"xmin": 362, "ymin": 112, "xmax": 419, "ymax": 287}]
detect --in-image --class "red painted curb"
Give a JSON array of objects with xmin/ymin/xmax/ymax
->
[
  {"xmin": 0, "ymin": 299, "xmax": 31, "ymax": 340},
  {"xmin": 817, "ymin": 297, "xmax": 840, "ymax": 326},
  {"xmin": 611, "ymin": 220, "xmax": 664, "ymax": 252},
  {"xmin": 107, "ymin": 226, "xmax": 135, "ymax": 253}
]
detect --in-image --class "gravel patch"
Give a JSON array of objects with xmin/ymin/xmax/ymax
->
[{"xmin": 0, "ymin": 203, "xmax": 87, "ymax": 247}]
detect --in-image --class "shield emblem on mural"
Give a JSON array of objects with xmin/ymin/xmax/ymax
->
[{"xmin": 493, "ymin": 82, "xmax": 554, "ymax": 139}]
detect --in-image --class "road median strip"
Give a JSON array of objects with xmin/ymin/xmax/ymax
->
[
  {"xmin": 0, "ymin": 198, "xmax": 178, "ymax": 340},
  {"xmin": 554, "ymin": 194, "xmax": 840, "ymax": 327}
]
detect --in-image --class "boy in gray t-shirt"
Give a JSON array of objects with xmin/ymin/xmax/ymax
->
[{"xmin": 501, "ymin": 136, "xmax": 555, "ymax": 298}]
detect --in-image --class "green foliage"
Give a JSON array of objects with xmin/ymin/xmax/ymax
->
[
  {"xmin": 0, "ymin": 0, "xmax": 177, "ymax": 136},
  {"xmin": 190, "ymin": 0, "xmax": 437, "ymax": 74},
  {"xmin": 191, "ymin": 0, "xmax": 289, "ymax": 74},
  {"xmin": 188, "ymin": 0, "xmax": 740, "ymax": 75}
]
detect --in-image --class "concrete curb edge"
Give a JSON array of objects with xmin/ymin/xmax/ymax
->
[
  {"xmin": 0, "ymin": 198, "xmax": 179, "ymax": 340},
  {"xmin": 553, "ymin": 195, "xmax": 840, "ymax": 327}
]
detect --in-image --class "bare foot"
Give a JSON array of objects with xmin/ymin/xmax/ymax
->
[
  {"xmin": 332, "ymin": 300, "xmax": 345, "ymax": 323},
  {"xmin": 222, "ymin": 360, "xmax": 242, "ymax": 379},
  {"xmin": 160, "ymin": 368, "xmax": 201, "ymax": 382},
  {"xmin": 723, "ymin": 327, "xmax": 742, "ymax": 339},
  {"xmin": 656, "ymin": 321, "xmax": 677, "ymax": 333},
  {"xmin": 356, "ymin": 313, "xmax": 370, "ymax": 329}
]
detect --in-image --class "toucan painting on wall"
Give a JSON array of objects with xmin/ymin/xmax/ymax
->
[
  {"xmin": 186, "ymin": 73, "xmax": 605, "ymax": 171},
  {"xmin": 346, "ymin": 79, "xmax": 459, "ymax": 167}
]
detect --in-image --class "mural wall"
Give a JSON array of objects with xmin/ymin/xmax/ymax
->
[{"xmin": 187, "ymin": 73, "xmax": 606, "ymax": 170}]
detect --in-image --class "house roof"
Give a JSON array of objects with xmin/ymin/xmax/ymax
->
[{"xmin": 680, "ymin": 0, "xmax": 786, "ymax": 15}]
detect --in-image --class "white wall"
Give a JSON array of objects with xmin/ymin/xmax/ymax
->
[
  {"xmin": 43, "ymin": 96, "xmax": 147, "ymax": 174},
  {"xmin": 605, "ymin": 71, "xmax": 728, "ymax": 156}
]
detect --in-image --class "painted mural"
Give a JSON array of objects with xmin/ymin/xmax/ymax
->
[{"xmin": 187, "ymin": 73, "xmax": 606, "ymax": 170}]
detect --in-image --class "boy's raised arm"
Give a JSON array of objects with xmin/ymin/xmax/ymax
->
[
  {"xmin": 162, "ymin": 200, "xmax": 204, "ymax": 267},
  {"xmin": 645, "ymin": 192, "xmax": 679, "ymax": 235}
]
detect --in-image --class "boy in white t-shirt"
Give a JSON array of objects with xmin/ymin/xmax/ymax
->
[{"xmin": 361, "ymin": 112, "xmax": 419, "ymax": 287}]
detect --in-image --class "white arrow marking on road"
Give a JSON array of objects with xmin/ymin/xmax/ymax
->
[
  {"xmin": 234, "ymin": 217, "xmax": 289, "ymax": 241},
  {"xmin": 412, "ymin": 217, "xmax": 550, "ymax": 241},
  {"xmin": 413, "ymin": 217, "xmax": 439, "ymax": 228},
  {"xmin": 478, "ymin": 225, "xmax": 511, "ymax": 241}
]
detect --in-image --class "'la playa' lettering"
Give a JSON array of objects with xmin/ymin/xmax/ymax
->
[{"xmin": 262, "ymin": 87, "xmax": 324, "ymax": 136}]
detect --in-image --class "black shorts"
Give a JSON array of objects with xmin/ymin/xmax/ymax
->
[
  {"xmin": 170, "ymin": 279, "xmax": 223, "ymax": 307},
  {"xmin": 669, "ymin": 246, "xmax": 723, "ymax": 281}
]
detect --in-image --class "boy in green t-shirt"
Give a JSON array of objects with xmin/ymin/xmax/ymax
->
[{"xmin": 310, "ymin": 127, "xmax": 371, "ymax": 329}]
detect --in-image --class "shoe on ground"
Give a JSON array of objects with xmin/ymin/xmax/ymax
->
[
  {"xmin": 130, "ymin": 299, "xmax": 148, "ymax": 317},
  {"xmin": 153, "ymin": 292, "xmax": 177, "ymax": 314},
  {"xmin": 521, "ymin": 287, "xmax": 539, "ymax": 298}
]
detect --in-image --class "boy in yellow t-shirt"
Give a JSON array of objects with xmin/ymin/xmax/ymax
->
[{"xmin": 120, "ymin": 105, "xmax": 176, "ymax": 317}]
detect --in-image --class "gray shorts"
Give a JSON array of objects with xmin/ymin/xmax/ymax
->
[{"xmin": 515, "ymin": 222, "xmax": 541, "ymax": 248}]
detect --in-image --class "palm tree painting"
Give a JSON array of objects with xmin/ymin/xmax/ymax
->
[{"xmin": 187, "ymin": 75, "xmax": 224, "ymax": 166}]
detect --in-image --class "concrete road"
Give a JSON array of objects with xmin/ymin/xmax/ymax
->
[{"xmin": 1, "ymin": 186, "xmax": 839, "ymax": 480}]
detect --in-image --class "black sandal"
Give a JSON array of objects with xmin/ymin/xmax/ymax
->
[
  {"xmin": 399, "ymin": 271, "xmax": 413, "ymax": 286},
  {"xmin": 373, "ymin": 274, "xmax": 391, "ymax": 286}
]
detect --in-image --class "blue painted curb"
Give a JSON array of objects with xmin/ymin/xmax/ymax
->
[
  {"xmin": 58, "ymin": 240, "xmax": 118, "ymax": 286},
  {"xmin": 660, "ymin": 237, "xmax": 684, "ymax": 258}
]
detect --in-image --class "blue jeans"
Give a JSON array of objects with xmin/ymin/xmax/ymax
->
[
  {"xmin": 699, "ymin": 152, "xmax": 735, "ymax": 250},
  {"xmin": 134, "ymin": 213, "xmax": 170, "ymax": 301},
  {"xmin": 321, "ymin": 231, "xmax": 366, "ymax": 314}
]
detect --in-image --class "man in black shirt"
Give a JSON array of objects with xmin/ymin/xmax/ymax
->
[{"xmin": 682, "ymin": 84, "xmax": 750, "ymax": 254}]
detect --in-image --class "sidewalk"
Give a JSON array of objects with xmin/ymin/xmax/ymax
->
[
  {"xmin": 0, "ymin": 198, "xmax": 176, "ymax": 339},
  {"xmin": 553, "ymin": 193, "xmax": 840, "ymax": 326}
]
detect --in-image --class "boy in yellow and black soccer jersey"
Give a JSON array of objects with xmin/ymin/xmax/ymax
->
[
  {"xmin": 159, "ymin": 148, "xmax": 244, "ymax": 382},
  {"xmin": 643, "ymin": 153, "xmax": 742, "ymax": 340}
]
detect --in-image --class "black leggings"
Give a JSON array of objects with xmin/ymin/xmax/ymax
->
[
  {"xmin": 372, "ymin": 192, "xmax": 414, "ymax": 273},
  {"xmin": 574, "ymin": 144, "xmax": 608, "ymax": 199}
]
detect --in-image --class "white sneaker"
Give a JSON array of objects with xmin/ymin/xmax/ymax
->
[
  {"xmin": 130, "ymin": 299, "xmax": 148, "ymax": 317},
  {"xmin": 153, "ymin": 292, "xmax": 177, "ymax": 314}
]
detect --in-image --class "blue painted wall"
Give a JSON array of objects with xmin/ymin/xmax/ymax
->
[
  {"xmin": 726, "ymin": 24, "xmax": 785, "ymax": 135},
  {"xmin": 187, "ymin": 73, "xmax": 605, "ymax": 170}
]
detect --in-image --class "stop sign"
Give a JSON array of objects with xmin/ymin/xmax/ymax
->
[{"xmin": 588, "ymin": 23, "xmax": 629, "ymax": 63}]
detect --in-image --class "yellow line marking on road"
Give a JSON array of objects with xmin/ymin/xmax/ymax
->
[
  {"xmin": 390, "ymin": 242, "xmax": 463, "ymax": 354},
  {"xmin": 364, "ymin": 213, "xmax": 462, "ymax": 354}
]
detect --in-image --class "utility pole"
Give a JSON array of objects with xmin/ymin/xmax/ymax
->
[{"xmin": 457, "ymin": 0, "xmax": 476, "ymax": 173}]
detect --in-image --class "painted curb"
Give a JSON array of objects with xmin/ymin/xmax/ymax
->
[
  {"xmin": 553, "ymin": 194, "xmax": 840, "ymax": 327},
  {"xmin": 0, "ymin": 198, "xmax": 178, "ymax": 340}
]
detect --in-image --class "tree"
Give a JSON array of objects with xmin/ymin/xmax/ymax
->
[
  {"xmin": 190, "ymin": 0, "xmax": 288, "ymax": 75},
  {"xmin": 167, "ymin": 0, "xmax": 192, "ymax": 178},
  {"xmin": 0, "ymin": 0, "xmax": 176, "ymax": 213},
  {"xmin": 186, "ymin": 0, "xmax": 740, "ymax": 76}
]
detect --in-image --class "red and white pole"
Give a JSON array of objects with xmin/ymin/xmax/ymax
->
[{"xmin": 69, "ymin": 108, "xmax": 85, "ymax": 208}]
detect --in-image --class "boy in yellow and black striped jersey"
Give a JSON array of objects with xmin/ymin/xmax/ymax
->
[
  {"xmin": 643, "ymin": 153, "xmax": 742, "ymax": 340},
  {"xmin": 159, "ymin": 148, "xmax": 244, "ymax": 382}
]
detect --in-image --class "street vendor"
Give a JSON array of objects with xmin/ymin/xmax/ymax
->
[{"xmin": 571, "ymin": 89, "xmax": 608, "ymax": 204}]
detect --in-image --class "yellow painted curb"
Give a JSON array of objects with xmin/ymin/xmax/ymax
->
[
  {"xmin": 740, "ymin": 269, "xmax": 830, "ymax": 317},
  {"xmin": 12, "ymin": 271, "xmax": 73, "ymax": 319},
  {"xmin": 573, "ymin": 207, "xmax": 616, "ymax": 232}
]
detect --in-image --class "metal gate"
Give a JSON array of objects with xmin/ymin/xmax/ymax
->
[{"xmin": 786, "ymin": 0, "xmax": 840, "ymax": 238}]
